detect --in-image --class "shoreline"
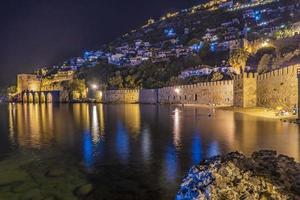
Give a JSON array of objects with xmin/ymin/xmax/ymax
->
[
  {"xmin": 177, "ymin": 150, "xmax": 300, "ymax": 199},
  {"xmin": 3, "ymin": 102, "xmax": 299, "ymax": 121},
  {"xmin": 218, "ymin": 106, "xmax": 298, "ymax": 120}
]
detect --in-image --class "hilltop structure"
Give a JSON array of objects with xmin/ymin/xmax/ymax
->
[{"xmin": 14, "ymin": 70, "xmax": 87, "ymax": 103}]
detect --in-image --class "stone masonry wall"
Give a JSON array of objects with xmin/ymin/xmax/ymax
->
[
  {"xmin": 158, "ymin": 80, "xmax": 233, "ymax": 106},
  {"xmin": 139, "ymin": 89, "xmax": 158, "ymax": 103},
  {"xmin": 102, "ymin": 89, "xmax": 158, "ymax": 104},
  {"xmin": 100, "ymin": 64, "xmax": 300, "ymax": 110},
  {"xmin": 257, "ymin": 64, "xmax": 300, "ymax": 110},
  {"xmin": 103, "ymin": 90, "xmax": 139, "ymax": 103},
  {"xmin": 101, "ymin": 81, "xmax": 233, "ymax": 106},
  {"xmin": 234, "ymin": 73, "xmax": 257, "ymax": 107}
]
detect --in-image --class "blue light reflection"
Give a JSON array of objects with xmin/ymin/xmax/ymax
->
[
  {"xmin": 116, "ymin": 121, "xmax": 129, "ymax": 162},
  {"xmin": 192, "ymin": 132, "xmax": 203, "ymax": 164},
  {"xmin": 207, "ymin": 141, "xmax": 220, "ymax": 158},
  {"xmin": 83, "ymin": 130, "xmax": 93, "ymax": 168},
  {"xmin": 164, "ymin": 143, "xmax": 177, "ymax": 182}
]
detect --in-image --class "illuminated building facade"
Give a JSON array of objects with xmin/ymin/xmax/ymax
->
[{"xmin": 17, "ymin": 74, "xmax": 41, "ymax": 93}]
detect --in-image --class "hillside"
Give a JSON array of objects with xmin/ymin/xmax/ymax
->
[{"xmin": 11, "ymin": 0, "xmax": 300, "ymax": 91}]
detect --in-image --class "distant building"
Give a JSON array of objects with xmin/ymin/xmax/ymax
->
[
  {"xmin": 51, "ymin": 70, "xmax": 75, "ymax": 82},
  {"xmin": 17, "ymin": 74, "xmax": 41, "ymax": 93},
  {"xmin": 108, "ymin": 54, "xmax": 124, "ymax": 65},
  {"xmin": 180, "ymin": 66, "xmax": 213, "ymax": 78}
]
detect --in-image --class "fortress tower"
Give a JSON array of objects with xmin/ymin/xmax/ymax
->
[{"xmin": 233, "ymin": 72, "xmax": 257, "ymax": 107}]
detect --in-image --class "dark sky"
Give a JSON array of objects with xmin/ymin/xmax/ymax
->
[{"xmin": 0, "ymin": 0, "xmax": 198, "ymax": 87}]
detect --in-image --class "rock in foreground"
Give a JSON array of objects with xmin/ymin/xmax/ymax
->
[{"xmin": 177, "ymin": 150, "xmax": 300, "ymax": 200}]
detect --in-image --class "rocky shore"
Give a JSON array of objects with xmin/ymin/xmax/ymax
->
[{"xmin": 177, "ymin": 150, "xmax": 300, "ymax": 200}]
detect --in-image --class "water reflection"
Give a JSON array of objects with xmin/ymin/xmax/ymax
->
[
  {"xmin": 83, "ymin": 130, "xmax": 94, "ymax": 168},
  {"xmin": 141, "ymin": 126, "xmax": 151, "ymax": 163},
  {"xmin": 8, "ymin": 103, "xmax": 16, "ymax": 144},
  {"xmin": 173, "ymin": 108, "xmax": 182, "ymax": 150},
  {"xmin": 207, "ymin": 141, "xmax": 220, "ymax": 158},
  {"xmin": 192, "ymin": 132, "xmax": 203, "ymax": 164},
  {"xmin": 164, "ymin": 144, "xmax": 178, "ymax": 182},
  {"xmin": 2, "ymin": 103, "xmax": 300, "ymax": 199},
  {"xmin": 115, "ymin": 121, "xmax": 129, "ymax": 163},
  {"xmin": 124, "ymin": 104, "xmax": 141, "ymax": 136}
]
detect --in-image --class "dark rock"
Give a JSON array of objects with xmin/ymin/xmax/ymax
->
[
  {"xmin": 177, "ymin": 150, "xmax": 300, "ymax": 200},
  {"xmin": 291, "ymin": 183, "xmax": 300, "ymax": 195},
  {"xmin": 74, "ymin": 183, "xmax": 93, "ymax": 197},
  {"xmin": 21, "ymin": 188, "xmax": 42, "ymax": 200},
  {"xmin": 177, "ymin": 165, "xmax": 215, "ymax": 200},
  {"xmin": 43, "ymin": 197, "xmax": 57, "ymax": 200},
  {"xmin": 12, "ymin": 181, "xmax": 37, "ymax": 193},
  {"xmin": 46, "ymin": 168, "xmax": 65, "ymax": 177}
]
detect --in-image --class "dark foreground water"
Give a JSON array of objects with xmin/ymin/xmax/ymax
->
[{"xmin": 0, "ymin": 103, "xmax": 299, "ymax": 199}]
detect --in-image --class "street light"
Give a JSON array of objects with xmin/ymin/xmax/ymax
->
[
  {"xmin": 174, "ymin": 88, "xmax": 180, "ymax": 94},
  {"xmin": 91, "ymin": 84, "xmax": 98, "ymax": 90}
]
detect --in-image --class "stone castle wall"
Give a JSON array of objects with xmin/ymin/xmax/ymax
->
[
  {"xmin": 17, "ymin": 74, "xmax": 41, "ymax": 93},
  {"xmin": 158, "ymin": 80, "xmax": 233, "ymax": 106},
  {"xmin": 103, "ymin": 90, "xmax": 139, "ymax": 103},
  {"xmin": 101, "ymin": 80, "xmax": 233, "ymax": 106},
  {"xmin": 257, "ymin": 64, "xmax": 300, "ymax": 110},
  {"xmin": 139, "ymin": 89, "xmax": 158, "ymax": 103},
  {"xmin": 234, "ymin": 73, "xmax": 257, "ymax": 107},
  {"xmin": 102, "ymin": 89, "xmax": 158, "ymax": 104},
  {"xmin": 100, "ymin": 64, "xmax": 300, "ymax": 111}
]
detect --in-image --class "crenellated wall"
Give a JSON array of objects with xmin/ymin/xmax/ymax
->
[
  {"xmin": 100, "ymin": 81, "xmax": 233, "ymax": 106},
  {"xmin": 103, "ymin": 90, "xmax": 140, "ymax": 103},
  {"xmin": 257, "ymin": 64, "xmax": 300, "ymax": 110},
  {"xmin": 102, "ymin": 89, "xmax": 158, "ymax": 104},
  {"xmin": 86, "ymin": 64, "xmax": 300, "ymax": 110},
  {"xmin": 158, "ymin": 80, "xmax": 233, "ymax": 106},
  {"xmin": 139, "ymin": 89, "xmax": 158, "ymax": 103}
]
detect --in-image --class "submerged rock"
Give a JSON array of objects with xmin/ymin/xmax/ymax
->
[
  {"xmin": 74, "ymin": 183, "xmax": 93, "ymax": 197},
  {"xmin": 177, "ymin": 150, "xmax": 300, "ymax": 200},
  {"xmin": 46, "ymin": 168, "xmax": 66, "ymax": 177},
  {"xmin": 0, "ymin": 150, "xmax": 92, "ymax": 200}
]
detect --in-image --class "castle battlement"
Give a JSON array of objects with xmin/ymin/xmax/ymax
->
[
  {"xmin": 234, "ymin": 72, "xmax": 257, "ymax": 80},
  {"xmin": 258, "ymin": 64, "xmax": 300, "ymax": 80}
]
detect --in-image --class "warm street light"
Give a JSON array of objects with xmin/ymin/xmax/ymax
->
[
  {"xmin": 91, "ymin": 84, "xmax": 98, "ymax": 90},
  {"xmin": 174, "ymin": 88, "xmax": 180, "ymax": 94}
]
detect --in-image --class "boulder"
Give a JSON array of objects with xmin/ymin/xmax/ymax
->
[
  {"xmin": 177, "ymin": 150, "xmax": 300, "ymax": 200},
  {"xmin": 74, "ymin": 183, "xmax": 93, "ymax": 197},
  {"xmin": 46, "ymin": 168, "xmax": 65, "ymax": 177}
]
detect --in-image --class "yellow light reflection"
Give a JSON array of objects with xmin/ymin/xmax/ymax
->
[
  {"xmin": 91, "ymin": 105, "xmax": 100, "ymax": 143},
  {"xmin": 173, "ymin": 108, "xmax": 181, "ymax": 149},
  {"xmin": 124, "ymin": 104, "xmax": 141, "ymax": 136}
]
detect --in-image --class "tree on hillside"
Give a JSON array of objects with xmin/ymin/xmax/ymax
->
[
  {"xmin": 109, "ymin": 72, "xmax": 124, "ymax": 89},
  {"xmin": 124, "ymin": 75, "xmax": 140, "ymax": 89},
  {"xmin": 77, "ymin": 62, "xmax": 115, "ymax": 86},
  {"xmin": 229, "ymin": 48, "xmax": 250, "ymax": 73},
  {"xmin": 257, "ymin": 54, "xmax": 273, "ymax": 74},
  {"xmin": 211, "ymin": 72, "xmax": 223, "ymax": 82},
  {"xmin": 62, "ymin": 79, "xmax": 86, "ymax": 93}
]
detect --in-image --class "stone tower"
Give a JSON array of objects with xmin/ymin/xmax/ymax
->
[{"xmin": 233, "ymin": 72, "xmax": 257, "ymax": 107}]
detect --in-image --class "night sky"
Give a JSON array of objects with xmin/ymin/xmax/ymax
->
[{"xmin": 0, "ymin": 0, "xmax": 198, "ymax": 87}]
